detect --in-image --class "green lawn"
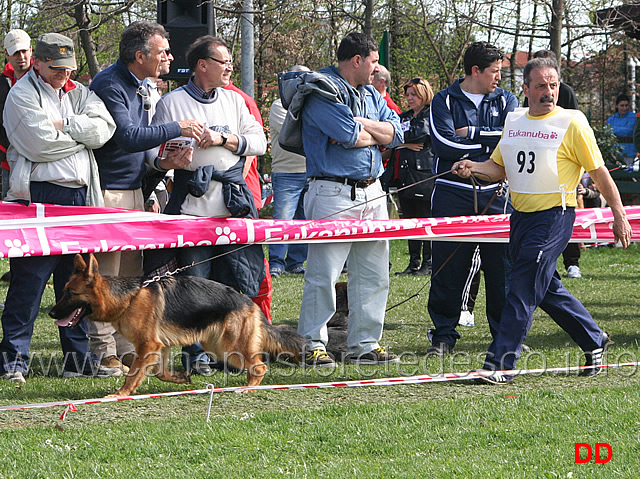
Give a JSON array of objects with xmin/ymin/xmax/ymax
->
[{"xmin": 0, "ymin": 242, "xmax": 638, "ymax": 478}]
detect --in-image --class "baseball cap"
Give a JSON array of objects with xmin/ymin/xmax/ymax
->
[
  {"xmin": 4, "ymin": 29, "xmax": 31, "ymax": 56},
  {"xmin": 34, "ymin": 33, "xmax": 76, "ymax": 70}
]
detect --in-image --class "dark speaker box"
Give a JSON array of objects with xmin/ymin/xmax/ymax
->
[{"xmin": 157, "ymin": 0, "xmax": 209, "ymax": 80}]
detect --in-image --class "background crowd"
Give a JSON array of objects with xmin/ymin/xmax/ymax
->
[{"xmin": 0, "ymin": 23, "xmax": 634, "ymax": 385}]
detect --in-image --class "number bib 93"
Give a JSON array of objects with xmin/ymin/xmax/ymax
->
[{"xmin": 499, "ymin": 109, "xmax": 573, "ymax": 195}]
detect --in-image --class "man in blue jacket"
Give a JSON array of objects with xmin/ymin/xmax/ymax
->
[
  {"xmin": 427, "ymin": 41, "xmax": 518, "ymax": 355},
  {"xmin": 88, "ymin": 21, "xmax": 204, "ymax": 373},
  {"xmin": 296, "ymin": 32, "xmax": 403, "ymax": 367}
]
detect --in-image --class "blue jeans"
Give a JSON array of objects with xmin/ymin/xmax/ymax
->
[
  {"xmin": 0, "ymin": 183, "xmax": 92, "ymax": 374},
  {"xmin": 268, "ymin": 172, "xmax": 308, "ymax": 272}
]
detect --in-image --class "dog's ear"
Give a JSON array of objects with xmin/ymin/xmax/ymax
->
[
  {"xmin": 73, "ymin": 254, "xmax": 87, "ymax": 273},
  {"xmin": 86, "ymin": 254, "xmax": 100, "ymax": 282}
]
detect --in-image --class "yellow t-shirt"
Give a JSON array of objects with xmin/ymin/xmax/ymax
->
[{"xmin": 492, "ymin": 107, "xmax": 604, "ymax": 212}]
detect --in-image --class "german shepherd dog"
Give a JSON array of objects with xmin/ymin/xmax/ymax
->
[{"xmin": 49, "ymin": 254, "xmax": 304, "ymax": 397}]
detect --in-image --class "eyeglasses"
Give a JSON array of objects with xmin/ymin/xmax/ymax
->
[
  {"xmin": 208, "ymin": 56, "xmax": 233, "ymax": 67},
  {"xmin": 137, "ymin": 85, "xmax": 151, "ymax": 111}
]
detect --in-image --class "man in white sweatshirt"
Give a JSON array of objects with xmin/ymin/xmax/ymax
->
[{"xmin": 148, "ymin": 35, "xmax": 267, "ymax": 372}]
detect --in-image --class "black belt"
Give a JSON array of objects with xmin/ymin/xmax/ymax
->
[
  {"xmin": 312, "ymin": 176, "xmax": 376, "ymax": 188},
  {"xmin": 311, "ymin": 176, "xmax": 377, "ymax": 201}
]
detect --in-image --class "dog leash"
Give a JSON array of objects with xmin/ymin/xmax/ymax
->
[
  {"xmin": 140, "ymin": 169, "xmax": 460, "ymax": 287},
  {"xmin": 385, "ymin": 175, "xmax": 506, "ymax": 312}
]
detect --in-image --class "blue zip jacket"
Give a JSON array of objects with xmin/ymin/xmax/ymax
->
[
  {"xmin": 90, "ymin": 59, "xmax": 182, "ymax": 190},
  {"xmin": 606, "ymin": 110, "xmax": 636, "ymax": 160},
  {"xmin": 301, "ymin": 65, "xmax": 402, "ymax": 179},
  {"xmin": 429, "ymin": 78, "xmax": 518, "ymax": 187}
]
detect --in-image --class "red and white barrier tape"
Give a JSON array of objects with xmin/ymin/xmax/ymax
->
[
  {"xmin": 2, "ymin": 202, "xmax": 639, "ymax": 259},
  {"xmin": 1, "ymin": 362, "xmax": 637, "ymax": 418}
]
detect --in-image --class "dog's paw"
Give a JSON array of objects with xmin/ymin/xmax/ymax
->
[{"xmin": 173, "ymin": 372, "xmax": 191, "ymax": 384}]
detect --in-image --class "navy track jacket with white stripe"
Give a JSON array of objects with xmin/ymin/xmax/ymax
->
[{"xmin": 429, "ymin": 78, "xmax": 519, "ymax": 187}]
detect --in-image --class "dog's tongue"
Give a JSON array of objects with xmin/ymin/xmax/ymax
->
[{"xmin": 54, "ymin": 308, "xmax": 82, "ymax": 327}]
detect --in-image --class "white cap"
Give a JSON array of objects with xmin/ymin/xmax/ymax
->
[{"xmin": 4, "ymin": 29, "xmax": 31, "ymax": 56}]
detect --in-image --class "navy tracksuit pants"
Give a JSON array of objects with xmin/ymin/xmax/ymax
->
[
  {"xmin": 484, "ymin": 207, "xmax": 604, "ymax": 371},
  {"xmin": 428, "ymin": 182, "xmax": 511, "ymax": 347}
]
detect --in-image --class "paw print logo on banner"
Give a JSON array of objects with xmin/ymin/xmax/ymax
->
[
  {"xmin": 215, "ymin": 226, "xmax": 238, "ymax": 245},
  {"xmin": 4, "ymin": 239, "xmax": 31, "ymax": 258}
]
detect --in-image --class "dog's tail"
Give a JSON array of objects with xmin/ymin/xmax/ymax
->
[{"xmin": 261, "ymin": 321, "xmax": 304, "ymax": 363}]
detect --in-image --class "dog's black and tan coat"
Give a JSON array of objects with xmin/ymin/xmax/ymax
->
[{"xmin": 49, "ymin": 254, "xmax": 303, "ymax": 397}]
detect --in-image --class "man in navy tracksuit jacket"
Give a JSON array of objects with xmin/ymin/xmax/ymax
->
[{"xmin": 427, "ymin": 41, "xmax": 519, "ymax": 355}]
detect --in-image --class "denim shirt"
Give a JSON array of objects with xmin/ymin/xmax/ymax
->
[{"xmin": 301, "ymin": 66, "xmax": 402, "ymax": 179}]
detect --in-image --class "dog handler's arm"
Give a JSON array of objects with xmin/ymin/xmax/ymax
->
[
  {"xmin": 451, "ymin": 159, "xmax": 506, "ymax": 182},
  {"xmin": 588, "ymin": 165, "xmax": 632, "ymax": 248}
]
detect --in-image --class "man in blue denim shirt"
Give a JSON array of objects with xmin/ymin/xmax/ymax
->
[{"xmin": 297, "ymin": 32, "xmax": 403, "ymax": 367}]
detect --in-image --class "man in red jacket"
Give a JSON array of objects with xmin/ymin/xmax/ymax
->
[
  {"xmin": 372, "ymin": 65, "xmax": 401, "ymax": 115},
  {"xmin": 223, "ymin": 81, "xmax": 273, "ymax": 322},
  {"xmin": 0, "ymin": 29, "xmax": 33, "ymax": 198}
]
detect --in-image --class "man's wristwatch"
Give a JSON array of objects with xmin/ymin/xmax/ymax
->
[{"xmin": 220, "ymin": 132, "xmax": 228, "ymax": 146}]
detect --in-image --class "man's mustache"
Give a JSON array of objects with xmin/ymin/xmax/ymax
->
[{"xmin": 540, "ymin": 95, "xmax": 555, "ymax": 103}]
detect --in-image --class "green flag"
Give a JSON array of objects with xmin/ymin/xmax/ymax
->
[{"xmin": 379, "ymin": 30, "xmax": 389, "ymax": 68}]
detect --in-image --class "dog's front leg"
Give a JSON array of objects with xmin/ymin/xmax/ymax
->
[{"xmin": 106, "ymin": 342, "xmax": 163, "ymax": 397}]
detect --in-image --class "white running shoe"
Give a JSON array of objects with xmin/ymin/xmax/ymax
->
[
  {"xmin": 459, "ymin": 310, "xmax": 475, "ymax": 327},
  {"xmin": 2, "ymin": 371, "xmax": 26, "ymax": 384},
  {"xmin": 567, "ymin": 265, "xmax": 582, "ymax": 278}
]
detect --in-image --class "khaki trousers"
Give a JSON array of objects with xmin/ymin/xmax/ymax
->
[{"xmin": 87, "ymin": 189, "xmax": 143, "ymax": 359}]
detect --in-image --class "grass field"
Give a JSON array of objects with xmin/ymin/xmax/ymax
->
[{"xmin": 0, "ymin": 242, "xmax": 638, "ymax": 478}]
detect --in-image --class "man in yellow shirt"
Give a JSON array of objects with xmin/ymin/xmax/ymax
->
[{"xmin": 453, "ymin": 57, "xmax": 632, "ymax": 384}]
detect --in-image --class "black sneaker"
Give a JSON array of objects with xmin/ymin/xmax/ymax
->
[
  {"xmin": 348, "ymin": 347, "xmax": 400, "ymax": 365},
  {"xmin": 303, "ymin": 349, "xmax": 336, "ymax": 368},
  {"xmin": 395, "ymin": 265, "xmax": 419, "ymax": 276},
  {"xmin": 474, "ymin": 369, "xmax": 514, "ymax": 385},
  {"xmin": 189, "ymin": 359, "xmax": 213, "ymax": 376},
  {"xmin": 579, "ymin": 332, "xmax": 611, "ymax": 377},
  {"xmin": 412, "ymin": 262, "xmax": 432, "ymax": 276},
  {"xmin": 286, "ymin": 266, "xmax": 305, "ymax": 275},
  {"xmin": 426, "ymin": 341, "xmax": 453, "ymax": 356}
]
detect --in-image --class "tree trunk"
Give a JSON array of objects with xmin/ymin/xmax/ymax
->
[
  {"xmin": 549, "ymin": 0, "xmax": 564, "ymax": 68},
  {"xmin": 73, "ymin": 3, "xmax": 100, "ymax": 79},
  {"xmin": 510, "ymin": 0, "xmax": 521, "ymax": 90},
  {"xmin": 487, "ymin": 0, "xmax": 494, "ymax": 44},
  {"xmin": 6, "ymin": 0, "xmax": 12, "ymax": 32},
  {"xmin": 364, "ymin": 0, "xmax": 373, "ymax": 36},
  {"xmin": 528, "ymin": 0, "xmax": 538, "ymax": 59}
]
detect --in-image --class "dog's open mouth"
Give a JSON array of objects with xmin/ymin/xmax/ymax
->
[{"xmin": 54, "ymin": 307, "xmax": 85, "ymax": 328}]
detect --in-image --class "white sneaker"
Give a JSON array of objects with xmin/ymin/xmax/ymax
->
[
  {"xmin": 459, "ymin": 310, "xmax": 475, "ymax": 327},
  {"xmin": 567, "ymin": 265, "xmax": 582, "ymax": 278},
  {"xmin": 2, "ymin": 371, "xmax": 26, "ymax": 384}
]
